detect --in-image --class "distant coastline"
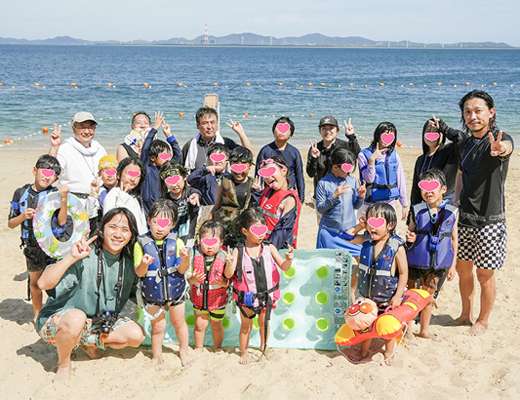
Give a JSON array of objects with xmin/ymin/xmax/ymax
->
[{"xmin": 0, "ymin": 32, "xmax": 514, "ymax": 49}]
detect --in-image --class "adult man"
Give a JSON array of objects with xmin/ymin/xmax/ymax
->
[
  {"xmin": 182, "ymin": 106, "xmax": 253, "ymax": 170},
  {"xmin": 36, "ymin": 209, "xmax": 145, "ymax": 381},
  {"xmin": 49, "ymin": 112, "xmax": 107, "ymax": 205},
  {"xmin": 307, "ymin": 116, "xmax": 361, "ymax": 196},
  {"xmin": 446, "ymin": 90, "xmax": 513, "ymax": 336}
]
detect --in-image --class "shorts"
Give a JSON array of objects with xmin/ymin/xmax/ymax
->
[
  {"xmin": 23, "ymin": 245, "xmax": 54, "ymax": 272},
  {"xmin": 458, "ymin": 222, "xmax": 507, "ymax": 270},
  {"xmin": 146, "ymin": 293, "xmax": 186, "ymax": 308},
  {"xmin": 38, "ymin": 309, "xmax": 134, "ymax": 349},
  {"xmin": 193, "ymin": 306, "xmax": 226, "ymax": 321}
]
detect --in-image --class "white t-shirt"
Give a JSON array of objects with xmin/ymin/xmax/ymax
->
[{"xmin": 103, "ymin": 188, "xmax": 148, "ymax": 235}]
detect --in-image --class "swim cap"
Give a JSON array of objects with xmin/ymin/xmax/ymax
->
[{"xmin": 98, "ymin": 155, "xmax": 118, "ymax": 170}]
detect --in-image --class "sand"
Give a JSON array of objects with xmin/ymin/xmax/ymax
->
[{"xmin": 1, "ymin": 146, "xmax": 519, "ymax": 399}]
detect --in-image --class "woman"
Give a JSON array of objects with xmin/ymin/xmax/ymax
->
[{"xmin": 36, "ymin": 208, "xmax": 145, "ymax": 382}]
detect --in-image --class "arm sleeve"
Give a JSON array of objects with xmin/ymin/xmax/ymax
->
[
  {"xmin": 249, "ymin": 188, "xmax": 263, "ymax": 206},
  {"xmin": 133, "ymin": 242, "xmax": 144, "ymax": 267},
  {"xmin": 9, "ymin": 187, "xmax": 24, "ymax": 220},
  {"xmin": 167, "ymin": 136, "xmax": 182, "ymax": 162},
  {"xmin": 187, "ymin": 168, "xmax": 207, "ymax": 189},
  {"xmin": 316, "ymin": 181, "xmax": 339, "ymax": 214},
  {"xmin": 268, "ymin": 208, "xmax": 296, "ymax": 250},
  {"xmin": 396, "ymin": 153, "xmax": 409, "ymax": 208},
  {"xmin": 181, "ymin": 140, "xmax": 191, "ymax": 166},
  {"xmin": 358, "ymin": 152, "xmax": 375, "ymax": 183},
  {"xmin": 306, "ymin": 147, "xmax": 318, "ymax": 178},
  {"xmin": 51, "ymin": 261, "xmax": 80, "ymax": 298},
  {"xmin": 293, "ymin": 149, "xmax": 305, "ymax": 203},
  {"xmin": 255, "ymin": 147, "xmax": 266, "ymax": 176},
  {"xmin": 348, "ymin": 136, "xmax": 362, "ymax": 157},
  {"xmin": 352, "ymin": 179, "xmax": 364, "ymax": 209},
  {"xmin": 139, "ymin": 128, "xmax": 158, "ymax": 165}
]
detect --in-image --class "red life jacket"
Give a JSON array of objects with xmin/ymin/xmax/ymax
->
[
  {"xmin": 190, "ymin": 246, "xmax": 228, "ymax": 311},
  {"xmin": 258, "ymin": 187, "xmax": 301, "ymax": 248}
]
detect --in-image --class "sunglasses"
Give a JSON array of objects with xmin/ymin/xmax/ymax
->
[
  {"xmin": 99, "ymin": 161, "xmax": 119, "ymax": 170},
  {"xmin": 37, "ymin": 162, "xmax": 61, "ymax": 175}
]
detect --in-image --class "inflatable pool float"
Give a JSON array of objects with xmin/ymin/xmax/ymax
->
[
  {"xmin": 33, "ymin": 192, "xmax": 90, "ymax": 259},
  {"xmin": 335, "ymin": 289, "xmax": 431, "ymax": 347}
]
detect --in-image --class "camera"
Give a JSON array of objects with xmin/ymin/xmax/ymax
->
[{"xmin": 92, "ymin": 311, "xmax": 117, "ymax": 334}]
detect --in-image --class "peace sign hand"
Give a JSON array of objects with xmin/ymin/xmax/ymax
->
[
  {"xmin": 490, "ymin": 131, "xmax": 508, "ymax": 157},
  {"xmin": 370, "ymin": 142, "xmax": 384, "ymax": 163},
  {"xmin": 356, "ymin": 179, "xmax": 367, "ymax": 199},
  {"xmin": 309, "ymin": 140, "xmax": 320, "ymax": 158},
  {"xmin": 71, "ymin": 231, "xmax": 97, "ymax": 261},
  {"xmin": 333, "ymin": 181, "xmax": 351, "ymax": 198},
  {"xmin": 224, "ymin": 249, "xmax": 234, "ymax": 266},
  {"xmin": 50, "ymin": 124, "xmax": 62, "ymax": 148},
  {"xmin": 226, "ymin": 119, "xmax": 245, "ymax": 136},
  {"xmin": 252, "ymin": 175, "xmax": 263, "ymax": 190},
  {"xmin": 179, "ymin": 247, "xmax": 191, "ymax": 260},
  {"xmin": 285, "ymin": 245, "xmax": 294, "ymax": 262},
  {"xmin": 344, "ymin": 118, "xmax": 355, "ymax": 136},
  {"xmin": 430, "ymin": 114, "xmax": 441, "ymax": 130}
]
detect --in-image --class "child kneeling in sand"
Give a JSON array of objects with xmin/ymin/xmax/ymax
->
[
  {"xmin": 406, "ymin": 169, "xmax": 458, "ymax": 339},
  {"xmin": 134, "ymin": 198, "xmax": 193, "ymax": 366},
  {"xmin": 224, "ymin": 207, "xmax": 294, "ymax": 364},
  {"xmin": 343, "ymin": 203, "xmax": 408, "ymax": 364},
  {"xmin": 188, "ymin": 220, "xmax": 232, "ymax": 351}
]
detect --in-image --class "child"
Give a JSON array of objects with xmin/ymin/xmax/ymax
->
[
  {"xmin": 406, "ymin": 169, "xmax": 458, "ymax": 339},
  {"xmin": 358, "ymin": 122, "xmax": 409, "ymax": 221},
  {"xmin": 159, "ymin": 160, "xmax": 201, "ymax": 245},
  {"xmin": 255, "ymin": 117, "xmax": 305, "ymax": 203},
  {"xmin": 134, "ymin": 198, "xmax": 193, "ymax": 366},
  {"xmin": 103, "ymin": 157, "xmax": 147, "ymax": 235},
  {"xmin": 224, "ymin": 207, "xmax": 294, "ymax": 364},
  {"xmin": 307, "ymin": 116, "xmax": 361, "ymax": 196},
  {"xmin": 213, "ymin": 146, "xmax": 257, "ymax": 247},
  {"xmin": 86, "ymin": 155, "xmax": 118, "ymax": 228},
  {"xmin": 8, "ymin": 155, "xmax": 68, "ymax": 324},
  {"xmin": 252, "ymin": 155, "xmax": 301, "ymax": 250},
  {"xmin": 187, "ymin": 143, "xmax": 229, "ymax": 206},
  {"xmin": 140, "ymin": 111, "xmax": 182, "ymax": 215},
  {"xmin": 342, "ymin": 202, "xmax": 408, "ymax": 364},
  {"xmin": 188, "ymin": 220, "xmax": 232, "ymax": 351}
]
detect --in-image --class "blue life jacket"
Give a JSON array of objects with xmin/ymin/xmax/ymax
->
[
  {"xmin": 98, "ymin": 186, "xmax": 109, "ymax": 207},
  {"xmin": 407, "ymin": 202, "xmax": 458, "ymax": 270},
  {"xmin": 360, "ymin": 148, "xmax": 399, "ymax": 202},
  {"xmin": 12, "ymin": 184, "xmax": 56, "ymax": 245},
  {"xmin": 137, "ymin": 231, "xmax": 185, "ymax": 304},
  {"xmin": 358, "ymin": 232, "xmax": 404, "ymax": 303}
]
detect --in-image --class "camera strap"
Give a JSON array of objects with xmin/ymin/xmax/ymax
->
[{"xmin": 95, "ymin": 250, "xmax": 125, "ymax": 319}]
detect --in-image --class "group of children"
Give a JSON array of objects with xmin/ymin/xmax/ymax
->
[{"xmin": 9, "ymin": 110, "xmax": 459, "ymax": 366}]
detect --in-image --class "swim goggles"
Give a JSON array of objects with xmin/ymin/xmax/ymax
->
[
  {"xmin": 160, "ymin": 168, "xmax": 181, "ymax": 181},
  {"xmin": 99, "ymin": 160, "xmax": 119, "ymax": 170},
  {"xmin": 259, "ymin": 158, "xmax": 286, "ymax": 169},
  {"xmin": 37, "ymin": 162, "xmax": 61, "ymax": 175}
]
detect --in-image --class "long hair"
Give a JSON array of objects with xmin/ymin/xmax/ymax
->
[
  {"xmin": 94, "ymin": 208, "xmax": 138, "ymax": 259},
  {"xmin": 370, "ymin": 122, "xmax": 397, "ymax": 154},
  {"xmin": 421, "ymin": 119, "xmax": 447, "ymax": 155},
  {"xmin": 116, "ymin": 157, "xmax": 146, "ymax": 206},
  {"xmin": 458, "ymin": 90, "xmax": 497, "ymax": 133}
]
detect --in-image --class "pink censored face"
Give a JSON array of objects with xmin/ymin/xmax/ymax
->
[
  {"xmin": 231, "ymin": 164, "xmax": 247, "ymax": 173},
  {"xmin": 202, "ymin": 237, "xmax": 219, "ymax": 247},
  {"xmin": 367, "ymin": 217, "xmax": 386, "ymax": 229},
  {"xmin": 381, "ymin": 132, "xmax": 395, "ymax": 146},
  {"xmin": 250, "ymin": 225, "xmax": 268, "ymax": 237},
  {"xmin": 418, "ymin": 180, "xmax": 441, "ymax": 192},
  {"xmin": 276, "ymin": 123, "xmax": 291, "ymax": 135},
  {"xmin": 41, "ymin": 169, "xmax": 55, "ymax": 178},
  {"xmin": 165, "ymin": 175, "xmax": 181, "ymax": 185},
  {"xmin": 210, "ymin": 153, "xmax": 226, "ymax": 163},
  {"xmin": 127, "ymin": 170, "xmax": 141, "ymax": 178},
  {"xmin": 158, "ymin": 153, "xmax": 171, "ymax": 161},
  {"xmin": 258, "ymin": 166, "xmax": 277, "ymax": 178},
  {"xmin": 341, "ymin": 163, "xmax": 353, "ymax": 173},
  {"xmin": 156, "ymin": 218, "xmax": 171, "ymax": 228},
  {"xmin": 104, "ymin": 169, "xmax": 117, "ymax": 176},
  {"xmin": 424, "ymin": 132, "xmax": 440, "ymax": 142}
]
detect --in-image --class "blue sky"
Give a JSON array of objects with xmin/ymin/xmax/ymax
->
[{"xmin": 2, "ymin": 0, "xmax": 518, "ymax": 46}]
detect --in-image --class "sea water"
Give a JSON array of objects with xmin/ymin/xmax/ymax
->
[{"xmin": 0, "ymin": 45, "xmax": 518, "ymax": 150}]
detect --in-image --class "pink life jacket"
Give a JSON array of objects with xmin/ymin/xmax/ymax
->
[
  {"xmin": 232, "ymin": 243, "xmax": 280, "ymax": 309},
  {"xmin": 190, "ymin": 247, "xmax": 228, "ymax": 311}
]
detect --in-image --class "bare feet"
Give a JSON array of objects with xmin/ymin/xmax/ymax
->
[
  {"xmin": 418, "ymin": 331, "xmax": 443, "ymax": 342},
  {"xmin": 347, "ymin": 349, "xmax": 370, "ymax": 363},
  {"xmin": 239, "ymin": 352, "xmax": 254, "ymax": 365},
  {"xmin": 179, "ymin": 350, "xmax": 195, "ymax": 367},
  {"xmin": 384, "ymin": 352, "xmax": 395, "ymax": 366},
  {"xmin": 53, "ymin": 365, "xmax": 72, "ymax": 385},
  {"xmin": 80, "ymin": 345, "xmax": 101, "ymax": 359},
  {"xmin": 262, "ymin": 348, "xmax": 275, "ymax": 361},
  {"xmin": 151, "ymin": 355, "xmax": 163, "ymax": 366},
  {"xmin": 463, "ymin": 321, "xmax": 488, "ymax": 336},
  {"xmin": 448, "ymin": 316, "xmax": 473, "ymax": 327}
]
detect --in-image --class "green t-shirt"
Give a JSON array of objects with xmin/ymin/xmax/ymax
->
[{"xmin": 36, "ymin": 249, "xmax": 139, "ymax": 331}]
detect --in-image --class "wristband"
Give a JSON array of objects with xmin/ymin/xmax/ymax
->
[
  {"xmin": 90, "ymin": 192, "xmax": 99, "ymax": 198},
  {"xmin": 340, "ymin": 230, "xmax": 356, "ymax": 241}
]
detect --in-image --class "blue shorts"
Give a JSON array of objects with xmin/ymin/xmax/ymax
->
[{"xmin": 316, "ymin": 226, "xmax": 361, "ymax": 257}]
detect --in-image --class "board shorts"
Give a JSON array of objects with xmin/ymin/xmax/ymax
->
[
  {"xmin": 38, "ymin": 309, "xmax": 134, "ymax": 349},
  {"xmin": 23, "ymin": 245, "xmax": 54, "ymax": 273},
  {"xmin": 458, "ymin": 222, "xmax": 507, "ymax": 270},
  {"xmin": 193, "ymin": 305, "xmax": 226, "ymax": 321}
]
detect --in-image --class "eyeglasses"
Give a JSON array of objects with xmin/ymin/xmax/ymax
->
[
  {"xmin": 37, "ymin": 162, "xmax": 61, "ymax": 175},
  {"xmin": 75, "ymin": 125, "xmax": 97, "ymax": 132},
  {"xmin": 160, "ymin": 168, "xmax": 180, "ymax": 181}
]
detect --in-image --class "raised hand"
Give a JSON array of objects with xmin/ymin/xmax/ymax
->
[
  {"xmin": 356, "ymin": 179, "xmax": 367, "ymax": 199},
  {"xmin": 489, "ymin": 130, "xmax": 508, "ymax": 157},
  {"xmin": 430, "ymin": 114, "xmax": 441, "ymax": 130},
  {"xmin": 91, "ymin": 177, "xmax": 101, "ymax": 194},
  {"xmin": 161, "ymin": 120, "xmax": 172, "ymax": 138},
  {"xmin": 153, "ymin": 111, "xmax": 164, "ymax": 131},
  {"xmin": 120, "ymin": 180, "xmax": 132, "ymax": 194},
  {"xmin": 141, "ymin": 254, "xmax": 154, "ymax": 267},
  {"xmin": 71, "ymin": 231, "xmax": 97, "ymax": 260},
  {"xmin": 252, "ymin": 175, "xmax": 263, "ymax": 190},
  {"xmin": 50, "ymin": 124, "xmax": 62, "ymax": 148},
  {"xmin": 285, "ymin": 245, "xmax": 294, "ymax": 262},
  {"xmin": 344, "ymin": 118, "xmax": 355, "ymax": 136},
  {"xmin": 179, "ymin": 247, "xmax": 191, "ymax": 260},
  {"xmin": 333, "ymin": 181, "xmax": 351, "ymax": 198},
  {"xmin": 370, "ymin": 142, "xmax": 384, "ymax": 162},
  {"xmin": 224, "ymin": 248, "xmax": 234, "ymax": 266},
  {"xmin": 59, "ymin": 184, "xmax": 69, "ymax": 200},
  {"xmin": 309, "ymin": 140, "xmax": 320, "ymax": 158},
  {"xmin": 405, "ymin": 229, "xmax": 417, "ymax": 243},
  {"xmin": 226, "ymin": 119, "xmax": 245, "ymax": 136}
]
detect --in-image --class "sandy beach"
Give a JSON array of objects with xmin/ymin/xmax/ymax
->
[{"xmin": 1, "ymin": 145, "xmax": 519, "ymax": 399}]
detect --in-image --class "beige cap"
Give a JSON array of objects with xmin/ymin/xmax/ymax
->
[{"xmin": 73, "ymin": 111, "xmax": 98, "ymax": 124}]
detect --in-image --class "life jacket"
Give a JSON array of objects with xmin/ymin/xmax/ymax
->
[
  {"xmin": 407, "ymin": 202, "xmax": 458, "ymax": 270},
  {"xmin": 98, "ymin": 185, "xmax": 110, "ymax": 207},
  {"xmin": 232, "ymin": 242, "xmax": 280, "ymax": 310},
  {"xmin": 190, "ymin": 246, "xmax": 228, "ymax": 311},
  {"xmin": 215, "ymin": 175, "xmax": 253, "ymax": 237},
  {"xmin": 258, "ymin": 187, "xmax": 301, "ymax": 248},
  {"xmin": 137, "ymin": 231, "xmax": 185, "ymax": 304},
  {"xmin": 12, "ymin": 184, "xmax": 56, "ymax": 246},
  {"xmin": 360, "ymin": 148, "xmax": 399, "ymax": 203},
  {"xmin": 358, "ymin": 232, "xmax": 404, "ymax": 303}
]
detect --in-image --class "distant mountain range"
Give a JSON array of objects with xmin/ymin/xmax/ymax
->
[{"xmin": 0, "ymin": 33, "xmax": 513, "ymax": 48}]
